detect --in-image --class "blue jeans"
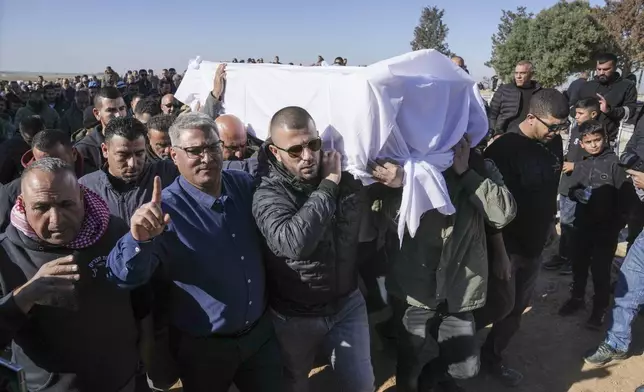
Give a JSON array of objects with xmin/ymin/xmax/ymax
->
[
  {"xmin": 270, "ymin": 290, "xmax": 374, "ymax": 392},
  {"xmin": 605, "ymin": 230, "xmax": 644, "ymax": 352},
  {"xmin": 558, "ymin": 195, "xmax": 577, "ymax": 261}
]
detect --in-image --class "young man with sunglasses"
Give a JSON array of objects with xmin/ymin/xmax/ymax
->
[
  {"xmin": 474, "ymin": 89, "xmax": 569, "ymax": 387},
  {"xmin": 252, "ymin": 106, "xmax": 403, "ymax": 392}
]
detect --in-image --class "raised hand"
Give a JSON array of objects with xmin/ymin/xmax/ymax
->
[
  {"xmin": 13, "ymin": 255, "xmax": 80, "ymax": 313},
  {"xmin": 131, "ymin": 176, "xmax": 171, "ymax": 242},
  {"xmin": 212, "ymin": 63, "xmax": 227, "ymax": 100},
  {"xmin": 452, "ymin": 136, "xmax": 471, "ymax": 175},
  {"xmin": 369, "ymin": 159, "xmax": 404, "ymax": 188},
  {"xmin": 596, "ymin": 94, "xmax": 609, "ymax": 114},
  {"xmin": 321, "ymin": 150, "xmax": 342, "ymax": 184}
]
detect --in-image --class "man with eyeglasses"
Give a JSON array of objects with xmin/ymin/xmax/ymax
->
[
  {"xmin": 474, "ymin": 89, "xmax": 569, "ymax": 387},
  {"xmin": 107, "ymin": 112, "xmax": 283, "ymax": 392},
  {"xmin": 252, "ymin": 106, "xmax": 404, "ymax": 392},
  {"xmin": 215, "ymin": 114, "xmax": 265, "ymax": 178}
]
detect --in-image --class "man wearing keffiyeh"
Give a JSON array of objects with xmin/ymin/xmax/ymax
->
[{"xmin": 0, "ymin": 157, "xmax": 149, "ymax": 392}]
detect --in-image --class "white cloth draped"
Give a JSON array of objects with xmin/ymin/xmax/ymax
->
[{"xmin": 175, "ymin": 50, "xmax": 488, "ymax": 243}]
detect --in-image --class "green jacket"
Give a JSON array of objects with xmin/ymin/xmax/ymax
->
[
  {"xmin": 14, "ymin": 102, "xmax": 60, "ymax": 130},
  {"xmin": 384, "ymin": 159, "xmax": 516, "ymax": 313}
]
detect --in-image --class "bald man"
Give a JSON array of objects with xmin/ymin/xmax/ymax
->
[
  {"xmin": 160, "ymin": 94, "xmax": 176, "ymax": 115},
  {"xmin": 215, "ymin": 114, "xmax": 249, "ymax": 161}
]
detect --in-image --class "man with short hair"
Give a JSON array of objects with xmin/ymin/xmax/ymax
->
[
  {"xmin": 1, "ymin": 129, "xmax": 88, "ymax": 232},
  {"xmin": 578, "ymin": 53, "xmax": 638, "ymax": 142},
  {"xmin": 0, "ymin": 157, "xmax": 147, "ymax": 392},
  {"xmin": 159, "ymin": 80, "xmax": 173, "ymax": 96},
  {"xmin": 14, "ymin": 88, "xmax": 59, "ymax": 130},
  {"xmin": 79, "ymin": 117, "xmax": 178, "ymax": 225},
  {"xmin": 475, "ymin": 89, "xmax": 570, "ymax": 386},
  {"xmin": 146, "ymin": 114, "xmax": 174, "ymax": 162},
  {"xmin": 488, "ymin": 60, "xmax": 542, "ymax": 137},
  {"xmin": 160, "ymin": 94, "xmax": 176, "ymax": 115},
  {"xmin": 75, "ymin": 87, "xmax": 128, "ymax": 174},
  {"xmin": 108, "ymin": 112, "xmax": 284, "ymax": 392},
  {"xmin": 134, "ymin": 98, "xmax": 162, "ymax": 125},
  {"xmin": 60, "ymin": 89, "xmax": 90, "ymax": 137},
  {"xmin": 566, "ymin": 71, "xmax": 589, "ymax": 108},
  {"xmin": 253, "ymin": 106, "xmax": 403, "ymax": 392},
  {"xmin": 138, "ymin": 69, "xmax": 152, "ymax": 96},
  {"xmin": 129, "ymin": 93, "xmax": 145, "ymax": 117},
  {"xmin": 0, "ymin": 116, "xmax": 45, "ymax": 184}
]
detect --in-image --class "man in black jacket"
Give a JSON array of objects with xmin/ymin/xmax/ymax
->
[
  {"xmin": 567, "ymin": 72, "xmax": 589, "ymax": 108},
  {"xmin": 488, "ymin": 60, "xmax": 542, "ymax": 137},
  {"xmin": 252, "ymin": 106, "xmax": 403, "ymax": 392},
  {"xmin": 577, "ymin": 53, "xmax": 638, "ymax": 142},
  {"xmin": 75, "ymin": 87, "xmax": 128, "ymax": 174},
  {"xmin": 0, "ymin": 115, "xmax": 45, "ymax": 185},
  {"xmin": 79, "ymin": 117, "xmax": 178, "ymax": 226},
  {"xmin": 0, "ymin": 158, "xmax": 146, "ymax": 392},
  {"xmin": 145, "ymin": 114, "xmax": 174, "ymax": 162},
  {"xmin": 1, "ymin": 130, "xmax": 90, "ymax": 233}
]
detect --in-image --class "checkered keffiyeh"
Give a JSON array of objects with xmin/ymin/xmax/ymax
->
[{"xmin": 11, "ymin": 185, "xmax": 110, "ymax": 249}]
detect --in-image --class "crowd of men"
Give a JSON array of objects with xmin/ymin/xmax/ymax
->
[{"xmin": 0, "ymin": 51, "xmax": 642, "ymax": 392}]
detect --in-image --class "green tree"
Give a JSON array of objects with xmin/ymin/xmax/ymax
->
[
  {"xmin": 487, "ymin": 11, "xmax": 533, "ymax": 83},
  {"xmin": 410, "ymin": 6, "xmax": 453, "ymax": 56},
  {"xmin": 593, "ymin": 0, "xmax": 644, "ymax": 76},
  {"xmin": 486, "ymin": 7, "xmax": 533, "ymax": 72},
  {"xmin": 529, "ymin": 0, "xmax": 608, "ymax": 87}
]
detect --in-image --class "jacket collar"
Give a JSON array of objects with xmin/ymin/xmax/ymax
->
[{"xmin": 177, "ymin": 175, "xmax": 228, "ymax": 209}]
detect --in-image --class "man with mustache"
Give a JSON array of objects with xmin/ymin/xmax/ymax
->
[
  {"xmin": 577, "ymin": 53, "xmax": 638, "ymax": 143},
  {"xmin": 107, "ymin": 112, "xmax": 283, "ymax": 392},
  {"xmin": 0, "ymin": 157, "xmax": 147, "ymax": 392},
  {"xmin": 78, "ymin": 117, "xmax": 178, "ymax": 226}
]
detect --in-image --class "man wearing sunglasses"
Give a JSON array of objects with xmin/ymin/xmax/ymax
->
[
  {"xmin": 252, "ymin": 106, "xmax": 403, "ymax": 392},
  {"xmin": 475, "ymin": 89, "xmax": 569, "ymax": 387}
]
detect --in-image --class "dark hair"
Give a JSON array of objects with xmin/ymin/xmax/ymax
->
[
  {"xmin": 19, "ymin": 115, "xmax": 45, "ymax": 144},
  {"xmin": 32, "ymin": 129, "xmax": 73, "ymax": 152},
  {"xmin": 43, "ymin": 84, "xmax": 55, "ymax": 91},
  {"xmin": 596, "ymin": 53, "xmax": 618, "ymax": 65},
  {"xmin": 575, "ymin": 97, "xmax": 600, "ymax": 113},
  {"xmin": 578, "ymin": 119, "xmax": 606, "ymax": 139},
  {"xmin": 22, "ymin": 157, "xmax": 75, "ymax": 181},
  {"xmin": 134, "ymin": 98, "xmax": 161, "ymax": 116},
  {"xmin": 529, "ymin": 89, "xmax": 569, "ymax": 120},
  {"xmin": 94, "ymin": 86, "xmax": 122, "ymax": 108},
  {"xmin": 104, "ymin": 117, "xmax": 147, "ymax": 142},
  {"xmin": 147, "ymin": 114, "xmax": 176, "ymax": 133},
  {"xmin": 269, "ymin": 106, "xmax": 315, "ymax": 135},
  {"xmin": 139, "ymin": 69, "xmax": 147, "ymax": 74}
]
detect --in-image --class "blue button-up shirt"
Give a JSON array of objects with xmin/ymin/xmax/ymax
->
[{"xmin": 107, "ymin": 171, "xmax": 266, "ymax": 337}]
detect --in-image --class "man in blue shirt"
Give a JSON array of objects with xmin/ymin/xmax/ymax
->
[{"xmin": 107, "ymin": 112, "xmax": 282, "ymax": 392}]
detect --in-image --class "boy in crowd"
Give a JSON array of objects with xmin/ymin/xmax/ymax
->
[
  {"xmin": 558, "ymin": 120, "xmax": 634, "ymax": 328},
  {"xmin": 545, "ymin": 98, "xmax": 601, "ymax": 274}
]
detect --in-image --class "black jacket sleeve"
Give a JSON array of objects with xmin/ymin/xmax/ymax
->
[
  {"xmin": 253, "ymin": 178, "xmax": 339, "ymax": 260},
  {"xmin": 624, "ymin": 114, "xmax": 644, "ymax": 160},
  {"xmin": 488, "ymin": 88, "xmax": 503, "ymax": 135},
  {"xmin": 0, "ymin": 249, "xmax": 29, "ymax": 347},
  {"xmin": 608, "ymin": 82, "xmax": 638, "ymax": 122}
]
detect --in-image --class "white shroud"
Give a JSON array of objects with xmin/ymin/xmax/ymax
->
[{"xmin": 175, "ymin": 49, "xmax": 489, "ymax": 244}]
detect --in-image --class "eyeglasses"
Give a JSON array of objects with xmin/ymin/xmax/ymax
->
[
  {"xmin": 532, "ymin": 115, "xmax": 570, "ymax": 133},
  {"xmin": 272, "ymin": 138, "xmax": 322, "ymax": 158},
  {"xmin": 222, "ymin": 143, "xmax": 247, "ymax": 153},
  {"xmin": 174, "ymin": 141, "xmax": 223, "ymax": 159}
]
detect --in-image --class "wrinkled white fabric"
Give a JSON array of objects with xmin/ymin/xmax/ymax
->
[{"xmin": 175, "ymin": 50, "xmax": 488, "ymax": 243}]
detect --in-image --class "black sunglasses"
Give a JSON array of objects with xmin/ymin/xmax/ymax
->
[
  {"xmin": 532, "ymin": 115, "xmax": 570, "ymax": 133},
  {"xmin": 272, "ymin": 138, "xmax": 322, "ymax": 158}
]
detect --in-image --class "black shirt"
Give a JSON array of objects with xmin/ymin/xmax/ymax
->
[
  {"xmin": 485, "ymin": 128, "xmax": 562, "ymax": 258},
  {"xmin": 508, "ymin": 83, "xmax": 537, "ymax": 130},
  {"xmin": 559, "ymin": 125, "xmax": 591, "ymax": 196}
]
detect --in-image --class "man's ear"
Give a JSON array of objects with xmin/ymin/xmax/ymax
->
[
  {"xmin": 591, "ymin": 110, "xmax": 599, "ymax": 119},
  {"xmin": 268, "ymin": 145, "xmax": 281, "ymax": 162},
  {"xmin": 170, "ymin": 147, "xmax": 178, "ymax": 166},
  {"xmin": 93, "ymin": 107, "xmax": 100, "ymax": 122},
  {"xmin": 101, "ymin": 142, "xmax": 108, "ymax": 159}
]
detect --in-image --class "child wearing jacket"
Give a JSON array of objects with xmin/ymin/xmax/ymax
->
[{"xmin": 558, "ymin": 120, "xmax": 635, "ymax": 329}]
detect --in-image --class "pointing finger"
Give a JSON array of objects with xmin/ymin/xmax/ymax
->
[{"xmin": 151, "ymin": 176, "xmax": 162, "ymax": 205}]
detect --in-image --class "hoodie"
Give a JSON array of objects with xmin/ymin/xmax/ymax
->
[
  {"xmin": 0, "ymin": 217, "xmax": 141, "ymax": 392},
  {"xmin": 74, "ymin": 125, "xmax": 105, "ymax": 175}
]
